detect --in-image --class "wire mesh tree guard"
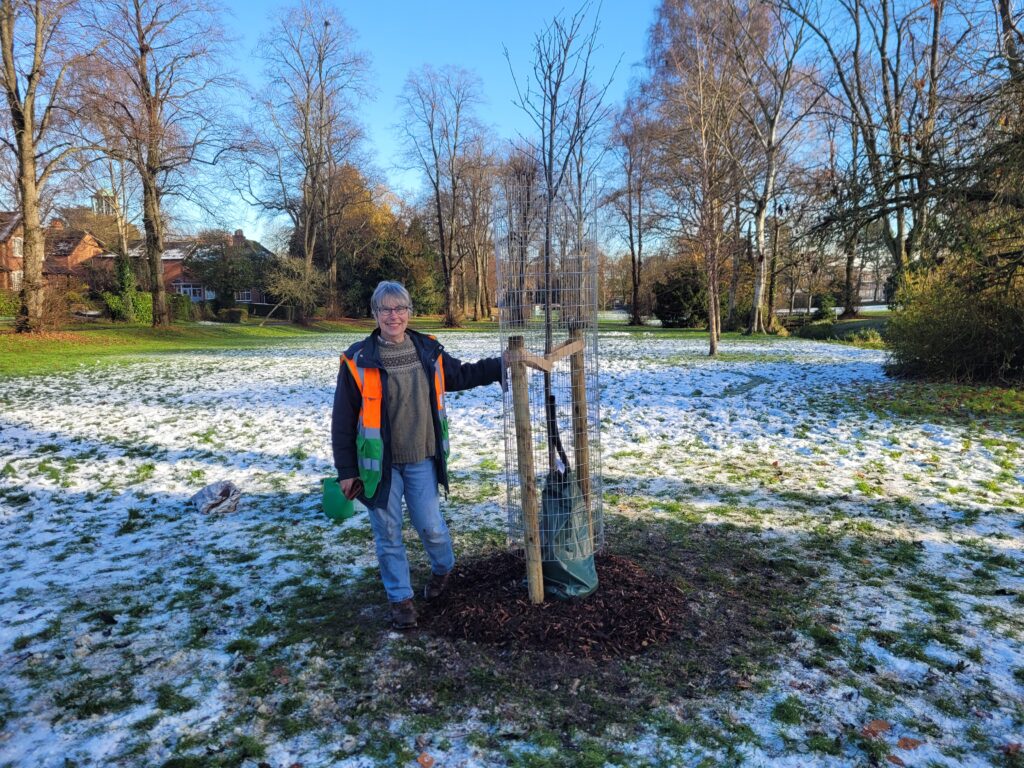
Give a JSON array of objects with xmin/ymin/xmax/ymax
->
[{"xmin": 495, "ymin": 178, "xmax": 603, "ymax": 604}]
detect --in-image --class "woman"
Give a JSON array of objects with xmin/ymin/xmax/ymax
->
[{"xmin": 332, "ymin": 280, "xmax": 502, "ymax": 629}]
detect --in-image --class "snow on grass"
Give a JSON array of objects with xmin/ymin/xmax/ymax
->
[{"xmin": 1, "ymin": 331, "xmax": 1023, "ymax": 766}]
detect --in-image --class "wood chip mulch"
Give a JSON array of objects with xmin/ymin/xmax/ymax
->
[{"xmin": 418, "ymin": 551, "xmax": 691, "ymax": 659}]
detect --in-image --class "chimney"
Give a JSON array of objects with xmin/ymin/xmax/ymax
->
[
  {"xmin": 49, "ymin": 219, "xmax": 64, "ymax": 231},
  {"xmin": 232, "ymin": 229, "xmax": 245, "ymax": 248}
]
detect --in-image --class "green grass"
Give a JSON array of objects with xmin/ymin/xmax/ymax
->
[
  {"xmin": 0, "ymin": 317, "xmax": 803, "ymax": 380},
  {"xmin": 771, "ymin": 696, "xmax": 806, "ymax": 725},
  {"xmin": 154, "ymin": 683, "xmax": 196, "ymax": 713},
  {"xmin": 856, "ymin": 382, "xmax": 1024, "ymax": 422},
  {"xmin": 0, "ymin": 321, "xmax": 362, "ymax": 378}
]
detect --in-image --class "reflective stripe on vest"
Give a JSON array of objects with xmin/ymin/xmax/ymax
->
[
  {"xmin": 342, "ymin": 354, "xmax": 384, "ymax": 497},
  {"xmin": 433, "ymin": 356, "xmax": 450, "ymax": 459}
]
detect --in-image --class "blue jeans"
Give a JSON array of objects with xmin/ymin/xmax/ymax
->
[{"xmin": 367, "ymin": 459, "xmax": 454, "ymax": 603}]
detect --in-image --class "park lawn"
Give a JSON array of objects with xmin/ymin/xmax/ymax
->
[
  {"xmin": 2, "ymin": 331, "xmax": 1023, "ymax": 767},
  {"xmin": 0, "ymin": 317, "xmax": 758, "ymax": 379},
  {"xmin": 0, "ymin": 321, "xmax": 353, "ymax": 378}
]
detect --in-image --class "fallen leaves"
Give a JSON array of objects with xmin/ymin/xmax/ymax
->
[
  {"xmin": 897, "ymin": 737, "xmax": 924, "ymax": 750},
  {"xmin": 417, "ymin": 753, "xmax": 435, "ymax": 768},
  {"xmin": 860, "ymin": 719, "xmax": 892, "ymax": 738}
]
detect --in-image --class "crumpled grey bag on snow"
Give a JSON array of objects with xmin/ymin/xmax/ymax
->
[{"xmin": 190, "ymin": 481, "xmax": 241, "ymax": 514}]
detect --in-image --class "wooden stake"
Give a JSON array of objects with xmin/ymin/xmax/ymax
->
[
  {"xmin": 509, "ymin": 335, "xmax": 544, "ymax": 604},
  {"xmin": 569, "ymin": 326, "xmax": 593, "ymax": 541}
]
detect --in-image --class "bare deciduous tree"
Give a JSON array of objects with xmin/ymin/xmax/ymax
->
[
  {"xmin": 454, "ymin": 137, "xmax": 496, "ymax": 321},
  {"xmin": 608, "ymin": 87, "xmax": 660, "ymax": 325},
  {"xmin": 727, "ymin": 0, "xmax": 815, "ymax": 333},
  {"xmin": 0, "ymin": 0, "xmax": 80, "ymax": 331},
  {"xmin": 785, "ymin": 0, "xmax": 955, "ymax": 280},
  {"xmin": 82, "ymin": 0, "xmax": 233, "ymax": 326},
  {"xmin": 399, "ymin": 64, "xmax": 482, "ymax": 327},
  {"xmin": 506, "ymin": 1, "xmax": 612, "ymax": 351},
  {"xmin": 650, "ymin": 0, "xmax": 747, "ymax": 355},
  {"xmin": 242, "ymin": 0, "xmax": 368, "ymax": 319}
]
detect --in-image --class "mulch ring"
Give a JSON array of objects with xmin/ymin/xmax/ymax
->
[{"xmin": 418, "ymin": 550, "xmax": 692, "ymax": 659}]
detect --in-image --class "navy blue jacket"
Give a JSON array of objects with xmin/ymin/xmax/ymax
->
[{"xmin": 332, "ymin": 328, "xmax": 502, "ymax": 508}]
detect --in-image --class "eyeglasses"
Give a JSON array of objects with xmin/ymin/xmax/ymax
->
[{"xmin": 375, "ymin": 305, "xmax": 411, "ymax": 316}]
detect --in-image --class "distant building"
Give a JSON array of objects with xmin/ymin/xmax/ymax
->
[
  {"xmin": 0, "ymin": 212, "xmax": 24, "ymax": 291},
  {"xmin": 42, "ymin": 221, "xmax": 106, "ymax": 285},
  {"xmin": 93, "ymin": 229, "xmax": 273, "ymax": 304}
]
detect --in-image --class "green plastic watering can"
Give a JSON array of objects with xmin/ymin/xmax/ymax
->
[{"xmin": 322, "ymin": 477, "xmax": 355, "ymax": 522}]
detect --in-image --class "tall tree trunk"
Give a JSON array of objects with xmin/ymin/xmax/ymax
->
[
  {"xmin": 840, "ymin": 233, "xmax": 859, "ymax": 319},
  {"xmin": 766, "ymin": 214, "xmax": 780, "ymax": 331},
  {"xmin": 708, "ymin": 265, "xmax": 719, "ymax": 356},
  {"xmin": 457, "ymin": 258, "xmax": 469, "ymax": 318},
  {"xmin": 442, "ymin": 272, "xmax": 457, "ymax": 327},
  {"xmin": 726, "ymin": 196, "xmax": 740, "ymax": 330},
  {"xmin": 749, "ymin": 198, "xmax": 769, "ymax": 334},
  {"xmin": 630, "ymin": 254, "xmax": 642, "ymax": 326},
  {"xmin": 482, "ymin": 250, "xmax": 492, "ymax": 319},
  {"xmin": 473, "ymin": 239, "xmax": 486, "ymax": 321},
  {"xmin": 2, "ymin": 0, "xmax": 46, "ymax": 333},
  {"xmin": 15, "ymin": 173, "xmax": 45, "ymax": 332},
  {"xmin": 141, "ymin": 174, "xmax": 169, "ymax": 326}
]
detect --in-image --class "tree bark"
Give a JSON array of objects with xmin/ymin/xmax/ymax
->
[
  {"xmin": 839, "ymin": 233, "xmax": 859, "ymax": 319},
  {"xmin": 141, "ymin": 174, "xmax": 169, "ymax": 326}
]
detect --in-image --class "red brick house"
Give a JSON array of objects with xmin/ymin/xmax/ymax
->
[
  {"xmin": 42, "ymin": 221, "xmax": 105, "ymax": 285},
  {"xmin": 94, "ymin": 230, "xmax": 272, "ymax": 304},
  {"xmin": 0, "ymin": 216, "xmax": 105, "ymax": 290},
  {"xmin": 2, "ymin": 214, "xmax": 273, "ymax": 306},
  {"xmin": 0, "ymin": 212, "xmax": 24, "ymax": 291}
]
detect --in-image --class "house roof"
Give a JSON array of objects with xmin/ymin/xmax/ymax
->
[
  {"xmin": 97, "ymin": 236, "xmax": 274, "ymax": 261},
  {"xmin": 95, "ymin": 239, "xmax": 199, "ymax": 261},
  {"xmin": 0, "ymin": 211, "xmax": 22, "ymax": 242},
  {"xmin": 44, "ymin": 228, "xmax": 92, "ymax": 260},
  {"xmin": 129, "ymin": 240, "xmax": 199, "ymax": 260}
]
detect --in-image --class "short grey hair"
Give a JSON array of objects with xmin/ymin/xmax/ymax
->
[{"xmin": 370, "ymin": 280, "xmax": 413, "ymax": 314}]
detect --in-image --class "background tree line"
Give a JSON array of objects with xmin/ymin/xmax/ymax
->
[
  {"xmin": 602, "ymin": 0, "xmax": 1023, "ymax": 380},
  {"xmin": 1, "ymin": 0, "xmax": 1020, "ymax": 380}
]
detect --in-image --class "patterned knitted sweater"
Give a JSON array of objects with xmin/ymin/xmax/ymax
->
[{"xmin": 378, "ymin": 336, "xmax": 435, "ymax": 464}]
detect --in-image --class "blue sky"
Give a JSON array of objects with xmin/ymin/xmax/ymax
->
[{"xmin": 219, "ymin": 0, "xmax": 658, "ymax": 241}]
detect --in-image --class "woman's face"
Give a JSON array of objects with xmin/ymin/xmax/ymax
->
[{"xmin": 375, "ymin": 298, "xmax": 411, "ymax": 343}]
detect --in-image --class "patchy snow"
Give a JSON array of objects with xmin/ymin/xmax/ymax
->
[{"xmin": 1, "ymin": 332, "xmax": 1023, "ymax": 766}]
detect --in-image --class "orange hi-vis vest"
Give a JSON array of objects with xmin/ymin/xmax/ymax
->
[{"xmin": 342, "ymin": 347, "xmax": 450, "ymax": 499}]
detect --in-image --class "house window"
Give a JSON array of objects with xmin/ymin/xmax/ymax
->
[
  {"xmin": 13, "ymin": 237, "xmax": 23, "ymax": 258},
  {"xmin": 235, "ymin": 289, "xmax": 251, "ymax": 303},
  {"xmin": 11, "ymin": 269, "xmax": 22, "ymax": 290},
  {"xmin": 174, "ymin": 282, "xmax": 204, "ymax": 300}
]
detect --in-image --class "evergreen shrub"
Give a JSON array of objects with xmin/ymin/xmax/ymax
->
[
  {"xmin": 102, "ymin": 291, "xmax": 153, "ymax": 322},
  {"xmin": 886, "ymin": 265, "xmax": 1024, "ymax": 382},
  {"xmin": 0, "ymin": 289, "xmax": 19, "ymax": 316},
  {"xmin": 217, "ymin": 307, "xmax": 247, "ymax": 323},
  {"xmin": 169, "ymin": 294, "xmax": 194, "ymax": 321},
  {"xmin": 813, "ymin": 294, "xmax": 837, "ymax": 321},
  {"xmin": 795, "ymin": 320, "xmax": 837, "ymax": 340},
  {"xmin": 653, "ymin": 264, "xmax": 707, "ymax": 328}
]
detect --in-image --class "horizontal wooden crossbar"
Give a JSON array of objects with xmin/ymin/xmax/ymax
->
[{"xmin": 506, "ymin": 337, "xmax": 585, "ymax": 373}]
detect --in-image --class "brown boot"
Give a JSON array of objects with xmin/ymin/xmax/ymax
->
[
  {"xmin": 423, "ymin": 571, "xmax": 451, "ymax": 601},
  {"xmin": 390, "ymin": 599, "xmax": 417, "ymax": 629}
]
